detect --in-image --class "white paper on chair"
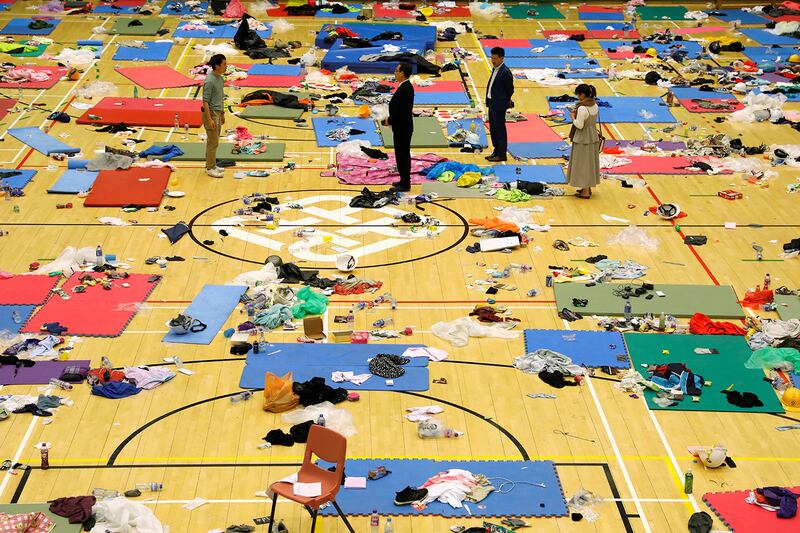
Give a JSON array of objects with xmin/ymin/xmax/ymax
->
[{"xmin": 293, "ymin": 482, "xmax": 322, "ymax": 497}]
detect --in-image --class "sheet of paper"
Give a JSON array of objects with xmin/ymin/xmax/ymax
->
[{"xmin": 293, "ymin": 482, "xmax": 322, "ymax": 497}]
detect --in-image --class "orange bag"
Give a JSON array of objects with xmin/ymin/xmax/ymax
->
[{"xmin": 263, "ymin": 372, "xmax": 299, "ymax": 413}]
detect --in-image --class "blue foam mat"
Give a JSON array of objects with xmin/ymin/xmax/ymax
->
[
  {"xmin": 0, "ymin": 169, "xmax": 36, "ymax": 189},
  {"xmin": 414, "ymin": 92, "xmax": 470, "ymax": 105},
  {"xmin": 113, "ymin": 41, "xmax": 173, "ymax": 61},
  {"xmin": 318, "ymin": 459, "xmax": 567, "ymax": 518},
  {"xmin": 742, "ymin": 46, "xmax": 791, "ymax": 63},
  {"xmin": 93, "ymin": 4, "xmax": 140, "ymax": 13},
  {"xmin": 77, "ymin": 40, "xmax": 103, "ymax": 59},
  {"xmin": 707, "ymin": 9, "xmax": 767, "ymax": 25},
  {"xmin": 47, "ymin": 169, "xmax": 98, "ymax": 194},
  {"xmin": 753, "ymin": 87, "xmax": 800, "ymax": 101},
  {"xmin": 8, "ymin": 128, "xmax": 79, "ymax": 155},
  {"xmin": 162, "ymin": 284, "xmax": 246, "ymax": 345},
  {"xmin": 599, "ymin": 39, "xmax": 704, "ymax": 58},
  {"xmin": 492, "ymin": 164, "xmax": 565, "ymax": 183},
  {"xmin": 313, "ymin": 117, "xmax": 382, "ymax": 147},
  {"xmin": 315, "ymin": 22, "xmax": 435, "ymax": 49},
  {"xmin": 504, "ymin": 57, "xmax": 599, "ymax": 69},
  {"xmin": 239, "ymin": 360, "xmax": 429, "ymax": 390},
  {"xmin": 670, "ymin": 87, "xmax": 737, "ymax": 100},
  {"xmin": 508, "ymin": 141, "xmax": 570, "ymax": 159},
  {"xmin": 741, "ymin": 28, "xmax": 800, "ymax": 46},
  {"xmin": 447, "ymin": 118, "xmax": 487, "ymax": 147},
  {"xmin": 174, "ymin": 23, "xmax": 271, "ymax": 39},
  {"xmin": 0, "ymin": 305, "xmax": 34, "ymax": 334},
  {"xmin": 564, "ymin": 70, "xmax": 607, "ymax": 78},
  {"xmin": 523, "ymin": 329, "xmax": 630, "ymax": 368},
  {"xmin": 579, "ymin": 11, "xmax": 624, "ymax": 21},
  {"xmin": 247, "ymin": 64, "xmax": 302, "ymax": 76},
  {"xmin": 316, "ymin": 4, "xmax": 361, "ymax": 17},
  {"xmin": 0, "ymin": 18, "xmax": 60, "ymax": 35},
  {"xmin": 160, "ymin": 1, "xmax": 208, "ymax": 15},
  {"xmin": 585, "ymin": 22, "xmax": 627, "ymax": 30},
  {"xmin": 550, "ymin": 97, "xmax": 677, "ymax": 123},
  {"xmin": 485, "ymin": 40, "xmax": 586, "ymax": 58},
  {"xmin": 245, "ymin": 343, "xmax": 429, "ymax": 367},
  {"xmin": 322, "ymin": 42, "xmax": 429, "ymax": 73}
]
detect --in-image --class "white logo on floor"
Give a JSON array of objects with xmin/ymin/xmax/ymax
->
[{"xmin": 211, "ymin": 195, "xmax": 443, "ymax": 263}]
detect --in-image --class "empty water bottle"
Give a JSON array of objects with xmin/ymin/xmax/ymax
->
[
  {"xmin": 316, "ymin": 414, "xmax": 326, "ymax": 426},
  {"xmin": 92, "ymin": 488, "xmax": 120, "ymax": 500},
  {"xmin": 95, "ymin": 245, "xmax": 103, "ymax": 266},
  {"xmin": 49, "ymin": 378, "xmax": 73, "ymax": 390},
  {"xmin": 173, "ymin": 113, "xmax": 180, "ymax": 131},
  {"xmin": 230, "ymin": 391, "xmax": 253, "ymax": 403},
  {"xmin": 11, "ymin": 310, "xmax": 21, "ymax": 324},
  {"xmin": 370, "ymin": 509, "xmax": 380, "ymax": 532},
  {"xmin": 135, "ymin": 482, "xmax": 163, "ymax": 492},
  {"xmin": 624, "ymin": 300, "xmax": 632, "ymax": 320},
  {"xmin": 183, "ymin": 123, "xmax": 189, "ymax": 140}
]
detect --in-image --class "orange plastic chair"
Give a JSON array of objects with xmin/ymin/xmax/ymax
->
[{"xmin": 267, "ymin": 425, "xmax": 355, "ymax": 532}]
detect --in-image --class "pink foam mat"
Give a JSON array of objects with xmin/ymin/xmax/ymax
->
[
  {"xmin": 678, "ymin": 98, "xmax": 745, "ymax": 113},
  {"xmin": 506, "ymin": 114, "xmax": 563, "ymax": 143},
  {"xmin": 704, "ymin": 487, "xmax": 800, "ymax": 532}
]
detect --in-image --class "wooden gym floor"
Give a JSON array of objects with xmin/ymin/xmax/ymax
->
[{"xmin": 0, "ymin": 2, "xmax": 799, "ymax": 531}]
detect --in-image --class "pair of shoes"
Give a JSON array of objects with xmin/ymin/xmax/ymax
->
[
  {"xmin": 432, "ymin": 377, "xmax": 447, "ymax": 384},
  {"xmin": 558, "ymin": 308, "xmax": 583, "ymax": 322},
  {"xmin": 206, "ymin": 168, "xmax": 223, "ymax": 178},
  {"xmin": 390, "ymin": 185, "xmax": 411, "ymax": 192},
  {"xmin": 485, "ymin": 155, "xmax": 507, "ymax": 162},
  {"xmin": 394, "ymin": 486, "xmax": 428, "ymax": 505}
]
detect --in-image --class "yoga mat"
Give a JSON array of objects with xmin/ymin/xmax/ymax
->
[
  {"xmin": 507, "ymin": 115, "xmax": 563, "ymax": 143},
  {"xmin": 47, "ymin": 169, "xmax": 98, "ymax": 194},
  {"xmin": 483, "ymin": 39, "xmax": 586, "ymax": 57},
  {"xmin": 113, "ymin": 41, "xmax": 173, "ymax": 61},
  {"xmin": 217, "ymin": 142, "xmax": 286, "ymax": 162},
  {"xmin": 319, "ymin": 459, "xmax": 567, "ymax": 518},
  {"xmin": 116, "ymin": 66, "xmax": 198, "ymax": 89},
  {"xmin": 555, "ymin": 283, "xmax": 744, "ymax": 318},
  {"xmin": 7, "ymin": 127, "xmax": 79, "ymax": 155},
  {"xmin": 636, "ymin": 6, "xmax": 687, "ymax": 20},
  {"xmin": 775, "ymin": 293, "xmax": 800, "ymax": 320},
  {"xmin": 93, "ymin": 3, "xmax": 142, "ymax": 13},
  {"xmin": 373, "ymin": 3, "xmax": 416, "ymax": 18},
  {"xmin": 313, "ymin": 117, "xmax": 382, "ymax": 147},
  {"xmin": 541, "ymin": 29, "xmax": 641, "ymax": 40},
  {"xmin": 579, "ymin": 7, "xmax": 624, "ymax": 21},
  {"xmin": 743, "ymin": 46, "xmax": 790, "ymax": 63},
  {"xmin": 706, "ymin": 9, "xmax": 768, "ymax": 25},
  {"xmin": 76, "ymin": 97, "xmax": 202, "ymax": 127},
  {"xmin": 506, "ymin": 3, "xmax": 564, "ymax": 19},
  {"xmin": 0, "ymin": 275, "xmax": 59, "ymax": 305},
  {"xmin": 413, "ymin": 92, "xmax": 471, "ymax": 105},
  {"xmin": 0, "ymin": 504, "xmax": 81, "ymax": 532},
  {"xmin": 381, "ymin": 116, "xmax": 448, "ymax": 148},
  {"xmin": 316, "ymin": 4, "xmax": 361, "ymax": 17},
  {"xmin": 504, "ymin": 57, "xmax": 599, "ymax": 69},
  {"xmin": 83, "ymin": 167, "xmax": 171, "ymax": 207},
  {"xmin": 9, "ymin": 41, "xmax": 47, "ymax": 57},
  {"xmin": 703, "ymin": 486, "xmax": 800, "ymax": 532},
  {"xmin": 228, "ymin": 74, "xmax": 304, "ymax": 88},
  {"xmin": 492, "ymin": 164, "xmax": 565, "ymax": 183},
  {"xmin": 160, "ymin": 0, "xmax": 208, "ymax": 15},
  {"xmin": 109, "ymin": 17, "xmax": 164, "ymax": 36},
  {"xmin": 603, "ymin": 156, "xmax": 713, "ymax": 175},
  {"xmin": 670, "ymin": 87, "xmax": 738, "ymax": 100},
  {"xmin": 0, "ymin": 18, "xmax": 60, "ymax": 35},
  {"xmin": 245, "ymin": 343, "xmax": 429, "ymax": 368},
  {"xmin": 600, "ymin": 39, "xmax": 704, "ymax": 59},
  {"xmin": 507, "ymin": 141, "xmax": 570, "ymax": 159},
  {"xmin": 447, "ymin": 118, "xmax": 487, "ymax": 148},
  {"xmin": 740, "ymin": 28, "xmax": 800, "ymax": 46},
  {"xmin": 678, "ymin": 98, "xmax": 744, "ymax": 113},
  {"xmin": 174, "ymin": 22, "xmax": 271, "ymax": 39},
  {"xmin": 430, "ymin": 5, "xmax": 471, "ymax": 17},
  {"xmin": 585, "ymin": 22, "xmax": 627, "ymax": 30},
  {"xmin": 239, "ymin": 105, "xmax": 304, "ymax": 120},
  {"xmin": 672, "ymin": 25, "xmax": 729, "ymax": 35},
  {"xmin": 753, "ymin": 87, "xmax": 800, "ymax": 102},
  {"xmin": 21, "ymin": 272, "xmax": 160, "ymax": 337},
  {"xmin": 524, "ymin": 329, "xmax": 629, "ymax": 368},
  {"xmin": 0, "ymin": 169, "xmax": 35, "ymax": 189},
  {"xmin": 247, "ymin": 64, "xmax": 302, "ymax": 76},
  {"xmin": 0, "ymin": 359, "xmax": 91, "ymax": 385},
  {"xmin": 162, "ymin": 284, "xmax": 246, "ymax": 345},
  {"xmin": 550, "ymin": 97, "xmax": 677, "ymax": 123},
  {"xmin": 564, "ymin": 70, "xmax": 608, "ymax": 79},
  {"xmin": 421, "ymin": 180, "xmax": 491, "ymax": 199},
  {"xmin": 0, "ymin": 66, "xmax": 64, "ymax": 89},
  {"xmin": 314, "ymin": 22, "xmax": 435, "ymax": 50},
  {"xmin": 625, "ymin": 333, "xmax": 783, "ymax": 413},
  {"xmin": 0, "ymin": 305, "xmax": 34, "ymax": 333}
]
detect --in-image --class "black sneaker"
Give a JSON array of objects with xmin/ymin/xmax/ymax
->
[{"xmin": 394, "ymin": 486, "xmax": 428, "ymax": 505}]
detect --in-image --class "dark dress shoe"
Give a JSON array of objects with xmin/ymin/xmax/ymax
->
[
  {"xmin": 390, "ymin": 185, "xmax": 411, "ymax": 192},
  {"xmin": 486, "ymin": 155, "xmax": 507, "ymax": 162}
]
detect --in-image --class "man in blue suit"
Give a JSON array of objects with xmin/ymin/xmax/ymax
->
[{"xmin": 485, "ymin": 47, "xmax": 515, "ymax": 162}]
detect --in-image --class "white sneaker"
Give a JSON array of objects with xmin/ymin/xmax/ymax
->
[{"xmin": 206, "ymin": 168, "xmax": 223, "ymax": 178}]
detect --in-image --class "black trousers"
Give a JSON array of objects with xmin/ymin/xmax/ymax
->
[
  {"xmin": 487, "ymin": 102, "xmax": 508, "ymax": 157},
  {"xmin": 393, "ymin": 131, "xmax": 412, "ymax": 187}
]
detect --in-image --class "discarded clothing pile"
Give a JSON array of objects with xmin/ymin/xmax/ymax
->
[
  {"xmin": 335, "ymin": 152, "xmax": 445, "ymax": 185},
  {"xmin": 349, "ymin": 187, "xmax": 397, "ymax": 208},
  {"xmin": 3, "ymin": 335, "xmax": 63, "ymax": 358},
  {"xmin": 746, "ymin": 486, "xmax": 800, "ymax": 518},
  {"xmin": 646, "ymin": 363, "xmax": 705, "ymax": 396},
  {"xmin": 514, "ymin": 348, "xmax": 582, "ymax": 388},
  {"xmin": 240, "ymin": 89, "xmax": 310, "ymax": 109},
  {"xmin": 689, "ymin": 313, "xmax": 746, "ymax": 336}
]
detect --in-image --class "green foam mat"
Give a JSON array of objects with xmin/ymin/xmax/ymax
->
[
  {"xmin": 380, "ymin": 116, "xmax": 448, "ymax": 148},
  {"xmin": 0, "ymin": 503, "xmax": 82, "ymax": 531},
  {"xmin": 554, "ymin": 283, "xmax": 744, "ymax": 318},
  {"xmin": 151, "ymin": 142, "xmax": 285, "ymax": 162},
  {"xmin": 421, "ymin": 180, "xmax": 491, "ymax": 198},
  {"xmin": 635, "ymin": 6, "xmax": 688, "ymax": 20},
  {"xmin": 625, "ymin": 333, "xmax": 783, "ymax": 413},
  {"xmin": 10, "ymin": 42, "xmax": 47, "ymax": 57},
  {"xmin": 109, "ymin": 17, "xmax": 164, "ymax": 35},
  {"xmin": 775, "ymin": 293, "xmax": 800, "ymax": 320},
  {"xmin": 239, "ymin": 105, "xmax": 304, "ymax": 120},
  {"xmin": 506, "ymin": 3, "xmax": 564, "ymax": 19}
]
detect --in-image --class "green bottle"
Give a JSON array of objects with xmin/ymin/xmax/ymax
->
[{"xmin": 683, "ymin": 468, "xmax": 693, "ymax": 494}]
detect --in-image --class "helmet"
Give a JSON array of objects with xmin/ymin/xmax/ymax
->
[
  {"xmin": 782, "ymin": 387, "xmax": 800, "ymax": 411},
  {"xmin": 657, "ymin": 203, "xmax": 681, "ymax": 220},
  {"xmin": 357, "ymin": 104, "xmax": 370, "ymax": 118},
  {"xmin": 700, "ymin": 445, "xmax": 728, "ymax": 468},
  {"xmin": 335, "ymin": 253, "xmax": 357, "ymax": 272},
  {"xmin": 790, "ymin": 54, "xmax": 800, "ymax": 64},
  {"xmin": 646, "ymin": 48, "xmax": 658, "ymax": 57},
  {"xmin": 709, "ymin": 41, "xmax": 721, "ymax": 54}
]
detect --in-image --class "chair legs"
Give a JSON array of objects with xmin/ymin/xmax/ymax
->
[
  {"xmin": 309, "ymin": 509, "xmax": 317, "ymax": 532},
  {"xmin": 268, "ymin": 492, "xmax": 278, "ymax": 529},
  {"xmin": 331, "ymin": 500, "xmax": 355, "ymax": 533}
]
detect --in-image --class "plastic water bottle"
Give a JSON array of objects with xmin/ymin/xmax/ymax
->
[
  {"xmin": 658, "ymin": 312, "xmax": 666, "ymax": 331},
  {"xmin": 764, "ymin": 273, "xmax": 771, "ymax": 290},
  {"xmin": 316, "ymin": 414, "xmax": 326, "ymax": 427},
  {"xmin": 11, "ymin": 310, "xmax": 21, "ymax": 324},
  {"xmin": 230, "ymin": 391, "xmax": 253, "ymax": 403},
  {"xmin": 40, "ymin": 447, "xmax": 49, "ymax": 470},
  {"xmin": 135, "ymin": 482, "xmax": 163, "ymax": 492},
  {"xmin": 624, "ymin": 300, "xmax": 632, "ymax": 320},
  {"xmin": 683, "ymin": 468, "xmax": 693, "ymax": 494},
  {"xmin": 384, "ymin": 517, "xmax": 393, "ymax": 533},
  {"xmin": 370, "ymin": 509, "xmax": 380, "ymax": 532},
  {"xmin": 95, "ymin": 245, "xmax": 103, "ymax": 266},
  {"xmin": 183, "ymin": 123, "xmax": 189, "ymax": 140},
  {"xmin": 133, "ymin": 86, "xmax": 138, "ymax": 98},
  {"xmin": 49, "ymin": 378, "xmax": 73, "ymax": 390},
  {"xmin": 173, "ymin": 113, "xmax": 180, "ymax": 131}
]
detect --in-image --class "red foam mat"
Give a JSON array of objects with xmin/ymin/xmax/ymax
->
[
  {"xmin": 21, "ymin": 272, "xmax": 161, "ymax": 337},
  {"xmin": 229, "ymin": 74, "xmax": 303, "ymax": 87},
  {"xmin": 605, "ymin": 49, "xmax": 647, "ymax": 59},
  {"xmin": 673, "ymin": 25, "xmax": 729, "ymax": 35},
  {"xmin": 678, "ymin": 98, "xmax": 745, "ymax": 113},
  {"xmin": 542, "ymin": 29, "xmax": 641, "ymax": 39},
  {"xmin": 704, "ymin": 487, "xmax": 800, "ymax": 532},
  {"xmin": 579, "ymin": 6, "xmax": 622, "ymax": 13},
  {"xmin": 115, "ymin": 66, "xmax": 200, "ymax": 90},
  {"xmin": 76, "ymin": 97, "xmax": 202, "ymax": 127},
  {"xmin": 481, "ymin": 39, "xmax": 533, "ymax": 49},
  {"xmin": 83, "ymin": 167, "xmax": 171, "ymax": 207},
  {"xmin": 602, "ymin": 156, "xmax": 729, "ymax": 175},
  {"xmin": 507, "ymin": 114, "xmax": 563, "ymax": 143},
  {"xmin": 373, "ymin": 4, "xmax": 416, "ymax": 18},
  {"xmin": 0, "ymin": 98, "xmax": 16, "ymax": 121},
  {"xmin": 430, "ymin": 6, "xmax": 471, "ymax": 17},
  {"xmin": 0, "ymin": 275, "xmax": 60, "ymax": 305},
  {"xmin": 0, "ymin": 66, "xmax": 66, "ymax": 89},
  {"xmin": 265, "ymin": 4, "xmax": 288, "ymax": 16}
]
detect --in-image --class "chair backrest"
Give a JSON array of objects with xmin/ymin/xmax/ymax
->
[{"xmin": 300, "ymin": 425, "xmax": 348, "ymax": 495}]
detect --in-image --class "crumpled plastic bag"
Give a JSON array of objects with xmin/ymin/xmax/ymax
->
[
  {"xmin": 606, "ymin": 225, "xmax": 659, "ymax": 250},
  {"xmin": 270, "ymin": 17, "xmax": 295, "ymax": 34},
  {"xmin": 291, "ymin": 286, "xmax": 329, "ymax": 318},
  {"xmin": 336, "ymin": 139, "xmax": 372, "ymax": 157},
  {"xmin": 371, "ymin": 103, "xmax": 389, "ymax": 122},
  {"xmin": 231, "ymin": 263, "xmax": 280, "ymax": 286},
  {"xmin": 29, "ymin": 246, "xmax": 96, "ymax": 275},
  {"xmin": 431, "ymin": 317, "xmax": 519, "ymax": 347},
  {"xmin": 469, "ymin": 1, "xmax": 504, "ymax": 17},
  {"xmin": 263, "ymin": 372, "xmax": 299, "ymax": 413},
  {"xmin": 281, "ymin": 401, "xmax": 357, "ymax": 437},
  {"xmin": 75, "ymin": 80, "xmax": 117, "ymax": 98},
  {"xmin": 301, "ymin": 49, "xmax": 319, "ymax": 69}
]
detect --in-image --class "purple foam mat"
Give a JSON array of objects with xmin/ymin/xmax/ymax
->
[
  {"xmin": 603, "ymin": 140, "xmax": 687, "ymax": 150},
  {"xmin": 760, "ymin": 72, "xmax": 790, "ymax": 83},
  {"xmin": 0, "ymin": 359, "xmax": 90, "ymax": 385}
]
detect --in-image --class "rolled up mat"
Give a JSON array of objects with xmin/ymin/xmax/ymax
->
[{"xmin": 68, "ymin": 159, "xmax": 89, "ymax": 169}]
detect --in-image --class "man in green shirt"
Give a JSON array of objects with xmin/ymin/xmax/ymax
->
[{"xmin": 202, "ymin": 54, "xmax": 226, "ymax": 178}]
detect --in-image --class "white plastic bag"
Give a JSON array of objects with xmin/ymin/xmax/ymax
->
[
  {"xmin": 335, "ymin": 139, "xmax": 372, "ymax": 157},
  {"xmin": 271, "ymin": 17, "xmax": 295, "ymax": 34},
  {"xmin": 301, "ymin": 48, "xmax": 319, "ymax": 68},
  {"xmin": 431, "ymin": 317, "xmax": 519, "ymax": 347},
  {"xmin": 606, "ymin": 225, "xmax": 659, "ymax": 250},
  {"xmin": 281, "ymin": 401, "xmax": 357, "ymax": 437}
]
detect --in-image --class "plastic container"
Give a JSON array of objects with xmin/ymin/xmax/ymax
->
[
  {"xmin": 230, "ymin": 391, "xmax": 253, "ymax": 403},
  {"xmin": 135, "ymin": 482, "xmax": 163, "ymax": 492},
  {"xmin": 370, "ymin": 509, "xmax": 379, "ymax": 532}
]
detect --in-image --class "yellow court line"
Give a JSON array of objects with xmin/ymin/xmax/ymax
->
[{"xmin": 663, "ymin": 458, "xmax": 696, "ymax": 515}]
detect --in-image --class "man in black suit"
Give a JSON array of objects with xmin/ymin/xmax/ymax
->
[
  {"xmin": 384, "ymin": 63, "xmax": 414, "ymax": 192},
  {"xmin": 486, "ymin": 47, "xmax": 514, "ymax": 162}
]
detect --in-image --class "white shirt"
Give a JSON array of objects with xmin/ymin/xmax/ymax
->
[
  {"xmin": 573, "ymin": 104, "xmax": 598, "ymax": 129},
  {"xmin": 487, "ymin": 63, "xmax": 502, "ymax": 100}
]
